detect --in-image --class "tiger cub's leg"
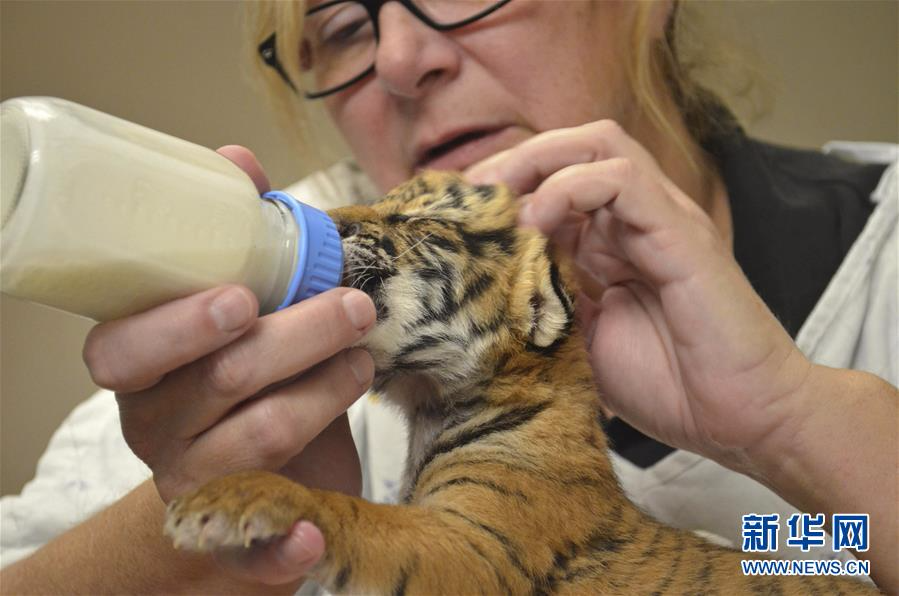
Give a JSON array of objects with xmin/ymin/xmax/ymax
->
[{"xmin": 165, "ymin": 470, "xmax": 531, "ymax": 594}]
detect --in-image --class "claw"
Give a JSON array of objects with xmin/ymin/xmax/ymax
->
[
  {"xmin": 240, "ymin": 514, "xmax": 252, "ymax": 548},
  {"xmin": 197, "ymin": 513, "xmax": 216, "ymax": 550}
]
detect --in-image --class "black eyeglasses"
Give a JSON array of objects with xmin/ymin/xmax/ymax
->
[{"xmin": 259, "ymin": 0, "xmax": 513, "ymax": 99}]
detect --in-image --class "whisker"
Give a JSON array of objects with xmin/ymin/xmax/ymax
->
[
  {"xmin": 346, "ymin": 263, "xmax": 382, "ymax": 277},
  {"xmin": 357, "ymin": 273, "xmax": 375, "ymax": 292},
  {"xmin": 393, "ymin": 232, "xmax": 433, "ymax": 262}
]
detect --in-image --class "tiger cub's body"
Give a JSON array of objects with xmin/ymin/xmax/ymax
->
[{"xmin": 166, "ymin": 173, "xmax": 877, "ymax": 595}]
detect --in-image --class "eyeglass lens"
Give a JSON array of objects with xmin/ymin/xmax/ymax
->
[{"xmin": 300, "ymin": 0, "xmax": 506, "ymax": 97}]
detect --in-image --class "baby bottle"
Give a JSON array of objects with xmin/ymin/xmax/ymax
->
[{"xmin": 0, "ymin": 97, "xmax": 342, "ymax": 321}]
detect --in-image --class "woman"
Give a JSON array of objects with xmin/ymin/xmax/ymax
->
[{"xmin": 1, "ymin": 1, "xmax": 895, "ymax": 594}]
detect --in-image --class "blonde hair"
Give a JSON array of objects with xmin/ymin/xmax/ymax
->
[
  {"xmin": 242, "ymin": 1, "xmax": 337, "ymax": 167},
  {"xmin": 631, "ymin": 2, "xmax": 769, "ymax": 168},
  {"xmin": 242, "ymin": 1, "xmax": 760, "ymax": 172}
]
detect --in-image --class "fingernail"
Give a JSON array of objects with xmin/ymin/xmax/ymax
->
[
  {"xmin": 209, "ymin": 288, "xmax": 253, "ymax": 332},
  {"xmin": 342, "ymin": 290, "xmax": 375, "ymax": 331},
  {"xmin": 285, "ymin": 521, "xmax": 326, "ymax": 565},
  {"xmin": 277, "ymin": 521, "xmax": 317, "ymax": 566},
  {"xmin": 346, "ymin": 348, "xmax": 374, "ymax": 386}
]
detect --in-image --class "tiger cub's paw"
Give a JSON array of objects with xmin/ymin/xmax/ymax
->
[{"xmin": 164, "ymin": 470, "xmax": 313, "ymax": 552}]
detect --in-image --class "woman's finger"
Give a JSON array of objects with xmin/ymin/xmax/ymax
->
[
  {"xmin": 523, "ymin": 158, "xmax": 681, "ymax": 236},
  {"xmin": 577, "ymin": 250, "xmax": 641, "ymax": 289},
  {"xmin": 524, "ymin": 159, "xmax": 725, "ymax": 287},
  {"xmin": 84, "ymin": 285, "xmax": 259, "ymax": 393},
  {"xmin": 152, "ymin": 347, "xmax": 372, "ymax": 501},
  {"xmin": 465, "ymin": 120, "xmax": 650, "ymax": 194},
  {"xmin": 184, "ymin": 348, "xmax": 374, "ymax": 477},
  {"xmin": 153, "ymin": 288, "xmax": 376, "ymax": 440},
  {"xmin": 213, "ymin": 520, "xmax": 325, "ymax": 586},
  {"xmin": 281, "ymin": 413, "xmax": 363, "ymax": 496},
  {"xmin": 217, "ymin": 145, "xmax": 271, "ymax": 194}
]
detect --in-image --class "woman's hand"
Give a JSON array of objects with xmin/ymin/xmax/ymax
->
[
  {"xmin": 467, "ymin": 122, "xmax": 899, "ymax": 593},
  {"xmin": 81, "ymin": 145, "xmax": 376, "ymax": 585},
  {"xmin": 466, "ymin": 121, "xmax": 812, "ymax": 474}
]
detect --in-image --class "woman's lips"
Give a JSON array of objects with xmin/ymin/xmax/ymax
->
[{"xmin": 416, "ymin": 126, "xmax": 526, "ymax": 173}]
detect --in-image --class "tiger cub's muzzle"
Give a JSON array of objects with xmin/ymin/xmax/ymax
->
[{"xmin": 338, "ymin": 223, "xmax": 396, "ymax": 318}]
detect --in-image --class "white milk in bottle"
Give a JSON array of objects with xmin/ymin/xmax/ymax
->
[{"xmin": 0, "ymin": 97, "xmax": 342, "ymax": 321}]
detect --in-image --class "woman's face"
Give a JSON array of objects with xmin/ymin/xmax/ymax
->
[{"xmin": 318, "ymin": 0, "xmax": 652, "ymax": 193}]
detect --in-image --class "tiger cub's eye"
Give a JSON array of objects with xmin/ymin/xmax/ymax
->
[{"xmin": 341, "ymin": 222, "xmax": 363, "ymax": 238}]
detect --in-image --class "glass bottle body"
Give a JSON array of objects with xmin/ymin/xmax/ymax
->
[{"xmin": 1, "ymin": 97, "xmax": 300, "ymax": 321}]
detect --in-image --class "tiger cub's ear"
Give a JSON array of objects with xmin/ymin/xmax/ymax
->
[{"xmin": 511, "ymin": 235, "xmax": 575, "ymax": 349}]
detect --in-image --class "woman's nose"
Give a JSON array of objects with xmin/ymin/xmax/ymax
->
[{"xmin": 373, "ymin": 3, "xmax": 460, "ymax": 99}]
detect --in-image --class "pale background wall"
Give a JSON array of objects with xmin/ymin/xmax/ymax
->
[{"xmin": 1, "ymin": 1, "xmax": 897, "ymax": 496}]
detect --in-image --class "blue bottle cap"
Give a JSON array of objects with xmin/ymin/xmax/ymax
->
[{"xmin": 262, "ymin": 191, "xmax": 343, "ymax": 309}]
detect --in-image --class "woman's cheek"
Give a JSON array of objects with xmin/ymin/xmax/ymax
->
[{"xmin": 328, "ymin": 96, "xmax": 408, "ymax": 192}]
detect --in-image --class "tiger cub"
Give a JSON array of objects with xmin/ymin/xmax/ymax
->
[{"xmin": 165, "ymin": 172, "xmax": 878, "ymax": 595}]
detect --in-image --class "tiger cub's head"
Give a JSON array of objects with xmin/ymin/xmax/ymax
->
[{"xmin": 328, "ymin": 171, "xmax": 575, "ymax": 397}]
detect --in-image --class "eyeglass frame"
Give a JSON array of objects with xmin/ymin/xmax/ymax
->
[{"xmin": 258, "ymin": 0, "xmax": 514, "ymax": 100}]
